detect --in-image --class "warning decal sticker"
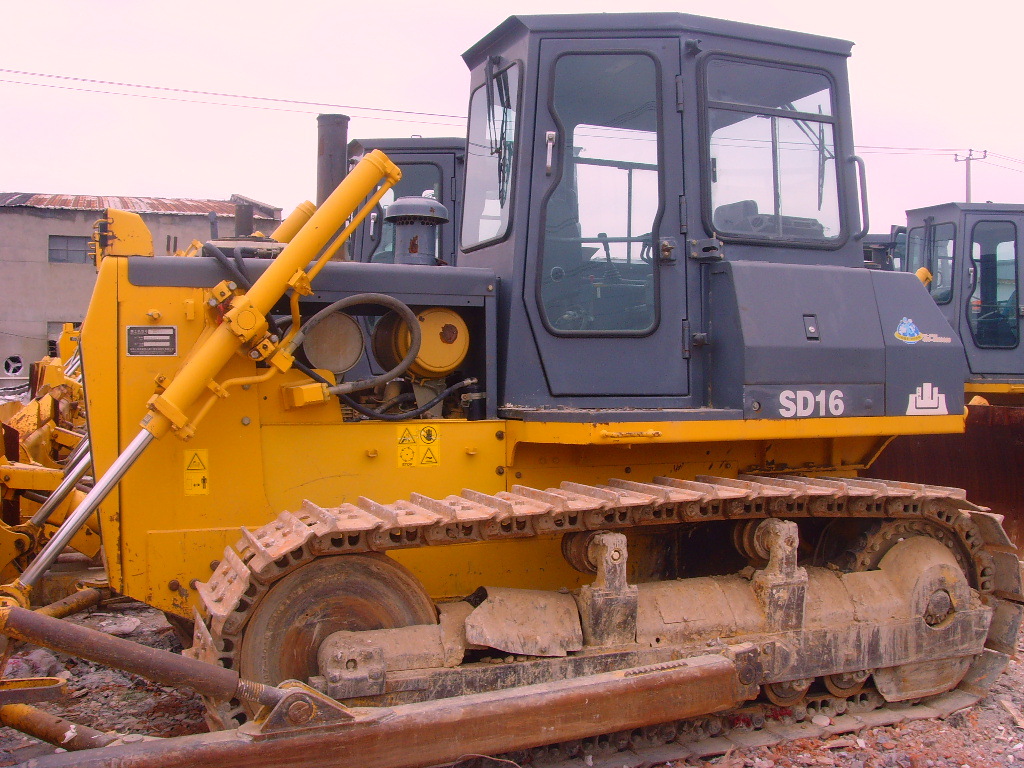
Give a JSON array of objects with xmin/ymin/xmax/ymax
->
[
  {"xmin": 396, "ymin": 426, "xmax": 441, "ymax": 467},
  {"xmin": 184, "ymin": 449, "xmax": 210, "ymax": 495}
]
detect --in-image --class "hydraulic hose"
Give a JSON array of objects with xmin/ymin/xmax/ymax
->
[
  {"xmin": 339, "ymin": 378, "xmax": 477, "ymax": 422},
  {"xmin": 293, "ymin": 358, "xmax": 476, "ymax": 423},
  {"xmin": 202, "ymin": 243, "xmax": 252, "ymax": 292},
  {"xmin": 287, "ymin": 293, "xmax": 422, "ymax": 395}
]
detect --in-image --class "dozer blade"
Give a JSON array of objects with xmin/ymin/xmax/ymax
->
[
  {"xmin": 18, "ymin": 653, "xmax": 756, "ymax": 768},
  {"xmin": 871, "ymin": 403, "xmax": 1024, "ymax": 551}
]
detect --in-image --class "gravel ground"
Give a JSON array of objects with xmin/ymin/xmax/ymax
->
[
  {"xmin": 0, "ymin": 601, "xmax": 207, "ymax": 765},
  {"xmin": 0, "ymin": 602, "xmax": 1021, "ymax": 767}
]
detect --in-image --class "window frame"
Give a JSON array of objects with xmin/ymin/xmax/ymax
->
[
  {"xmin": 460, "ymin": 60, "xmax": 523, "ymax": 253},
  {"xmin": 906, "ymin": 222, "xmax": 956, "ymax": 306},
  {"xmin": 535, "ymin": 48, "xmax": 667, "ymax": 339},
  {"xmin": 965, "ymin": 219, "xmax": 1019, "ymax": 350},
  {"xmin": 698, "ymin": 52, "xmax": 846, "ymax": 250},
  {"xmin": 47, "ymin": 234, "xmax": 91, "ymax": 264}
]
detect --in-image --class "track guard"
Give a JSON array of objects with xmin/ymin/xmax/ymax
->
[{"xmin": 246, "ymin": 680, "xmax": 359, "ymax": 738}]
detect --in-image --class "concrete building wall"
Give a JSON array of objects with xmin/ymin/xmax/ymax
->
[{"xmin": 0, "ymin": 207, "xmax": 277, "ymax": 384}]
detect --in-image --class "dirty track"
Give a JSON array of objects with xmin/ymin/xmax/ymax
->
[
  {"xmin": 1, "ymin": 475, "xmax": 1022, "ymax": 766},
  {"xmin": 194, "ymin": 474, "xmax": 1022, "ymax": 731}
]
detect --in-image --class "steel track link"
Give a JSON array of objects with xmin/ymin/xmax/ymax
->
[
  {"xmin": 191, "ymin": 473, "xmax": 1024, "ymax": 738},
  {"xmin": 472, "ymin": 687, "xmax": 984, "ymax": 768}
]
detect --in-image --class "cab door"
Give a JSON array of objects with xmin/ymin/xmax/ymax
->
[
  {"xmin": 961, "ymin": 216, "xmax": 1023, "ymax": 375},
  {"xmin": 523, "ymin": 37, "xmax": 693, "ymax": 401}
]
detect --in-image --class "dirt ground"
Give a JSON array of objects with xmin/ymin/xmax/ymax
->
[{"xmin": 0, "ymin": 600, "xmax": 1022, "ymax": 768}]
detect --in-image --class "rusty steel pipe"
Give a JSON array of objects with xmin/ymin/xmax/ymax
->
[
  {"xmin": 0, "ymin": 703, "xmax": 118, "ymax": 751},
  {"xmin": 20, "ymin": 654, "xmax": 751, "ymax": 768},
  {"xmin": 0, "ymin": 605, "xmax": 282, "ymax": 708},
  {"xmin": 34, "ymin": 587, "xmax": 108, "ymax": 619}
]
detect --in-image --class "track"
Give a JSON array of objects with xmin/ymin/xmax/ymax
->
[
  {"xmin": 192, "ymin": 473, "xmax": 1024, "ymax": 756},
  {"xmin": 455, "ymin": 687, "xmax": 983, "ymax": 768}
]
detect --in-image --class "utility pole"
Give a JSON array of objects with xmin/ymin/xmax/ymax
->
[{"xmin": 955, "ymin": 149, "xmax": 987, "ymax": 203}]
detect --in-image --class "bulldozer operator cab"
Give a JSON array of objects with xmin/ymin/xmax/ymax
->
[
  {"xmin": 902, "ymin": 202, "xmax": 1024, "ymax": 381},
  {"xmin": 458, "ymin": 14, "xmax": 963, "ymax": 417}
]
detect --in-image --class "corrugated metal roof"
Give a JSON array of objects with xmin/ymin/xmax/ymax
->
[{"xmin": 0, "ymin": 193, "xmax": 280, "ymax": 218}]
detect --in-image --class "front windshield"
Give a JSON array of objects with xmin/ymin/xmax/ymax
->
[{"xmin": 705, "ymin": 58, "xmax": 841, "ymax": 243}]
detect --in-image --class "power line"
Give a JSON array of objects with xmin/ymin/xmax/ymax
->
[
  {"xmin": 0, "ymin": 77, "xmax": 464, "ymax": 128},
  {"xmin": 0, "ymin": 67, "xmax": 464, "ymax": 121},
  {"xmin": 988, "ymin": 152, "xmax": 1024, "ymax": 166},
  {"xmin": 977, "ymin": 159, "xmax": 1024, "ymax": 175},
  {"xmin": 854, "ymin": 144, "xmax": 964, "ymax": 153}
]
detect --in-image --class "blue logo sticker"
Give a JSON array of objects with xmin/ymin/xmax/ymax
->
[{"xmin": 895, "ymin": 317, "xmax": 923, "ymax": 344}]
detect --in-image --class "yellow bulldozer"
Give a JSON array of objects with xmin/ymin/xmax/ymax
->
[{"xmin": 0, "ymin": 13, "xmax": 1020, "ymax": 768}]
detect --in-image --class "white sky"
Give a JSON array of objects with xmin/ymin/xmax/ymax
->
[{"xmin": 2, "ymin": 0, "xmax": 1022, "ymax": 232}]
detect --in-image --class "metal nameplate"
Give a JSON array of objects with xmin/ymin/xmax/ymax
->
[{"xmin": 126, "ymin": 326, "xmax": 178, "ymax": 356}]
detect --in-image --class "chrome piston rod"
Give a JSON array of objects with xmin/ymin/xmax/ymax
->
[
  {"xmin": 18, "ymin": 430, "xmax": 153, "ymax": 589},
  {"xmin": 27, "ymin": 444, "xmax": 92, "ymax": 529}
]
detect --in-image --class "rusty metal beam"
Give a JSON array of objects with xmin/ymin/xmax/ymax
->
[
  {"xmin": 0, "ymin": 703, "xmax": 118, "ymax": 751},
  {"xmin": 0, "ymin": 605, "xmax": 282, "ymax": 708},
  {"xmin": 34, "ymin": 587, "xmax": 108, "ymax": 619},
  {"xmin": 21, "ymin": 654, "xmax": 753, "ymax": 768}
]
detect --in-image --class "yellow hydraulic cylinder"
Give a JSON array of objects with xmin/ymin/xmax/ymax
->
[
  {"xmin": 142, "ymin": 150, "xmax": 401, "ymax": 440},
  {"xmin": 272, "ymin": 201, "xmax": 317, "ymax": 243}
]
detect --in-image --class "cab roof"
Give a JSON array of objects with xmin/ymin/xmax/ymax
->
[{"xmin": 463, "ymin": 13, "xmax": 853, "ymax": 68}]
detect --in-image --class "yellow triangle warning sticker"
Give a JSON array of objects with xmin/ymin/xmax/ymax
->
[
  {"xmin": 420, "ymin": 448, "xmax": 438, "ymax": 465},
  {"xmin": 398, "ymin": 428, "xmax": 416, "ymax": 444},
  {"xmin": 186, "ymin": 453, "xmax": 206, "ymax": 471}
]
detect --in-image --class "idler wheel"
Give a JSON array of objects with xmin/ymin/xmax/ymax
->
[
  {"xmin": 764, "ymin": 678, "xmax": 812, "ymax": 706},
  {"xmin": 237, "ymin": 554, "xmax": 437, "ymax": 689}
]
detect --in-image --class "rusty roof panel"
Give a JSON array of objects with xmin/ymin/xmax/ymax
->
[{"xmin": 0, "ymin": 194, "xmax": 279, "ymax": 218}]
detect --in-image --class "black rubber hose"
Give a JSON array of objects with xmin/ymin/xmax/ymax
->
[
  {"xmin": 377, "ymin": 392, "xmax": 417, "ymax": 412},
  {"xmin": 339, "ymin": 378, "xmax": 477, "ymax": 422},
  {"xmin": 202, "ymin": 243, "xmax": 251, "ymax": 291},
  {"xmin": 287, "ymin": 293, "xmax": 422, "ymax": 395},
  {"xmin": 231, "ymin": 247, "xmax": 253, "ymax": 287},
  {"xmin": 292, "ymin": 361, "xmax": 476, "ymax": 422}
]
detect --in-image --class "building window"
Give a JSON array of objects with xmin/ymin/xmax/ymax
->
[{"xmin": 48, "ymin": 235, "xmax": 91, "ymax": 264}]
